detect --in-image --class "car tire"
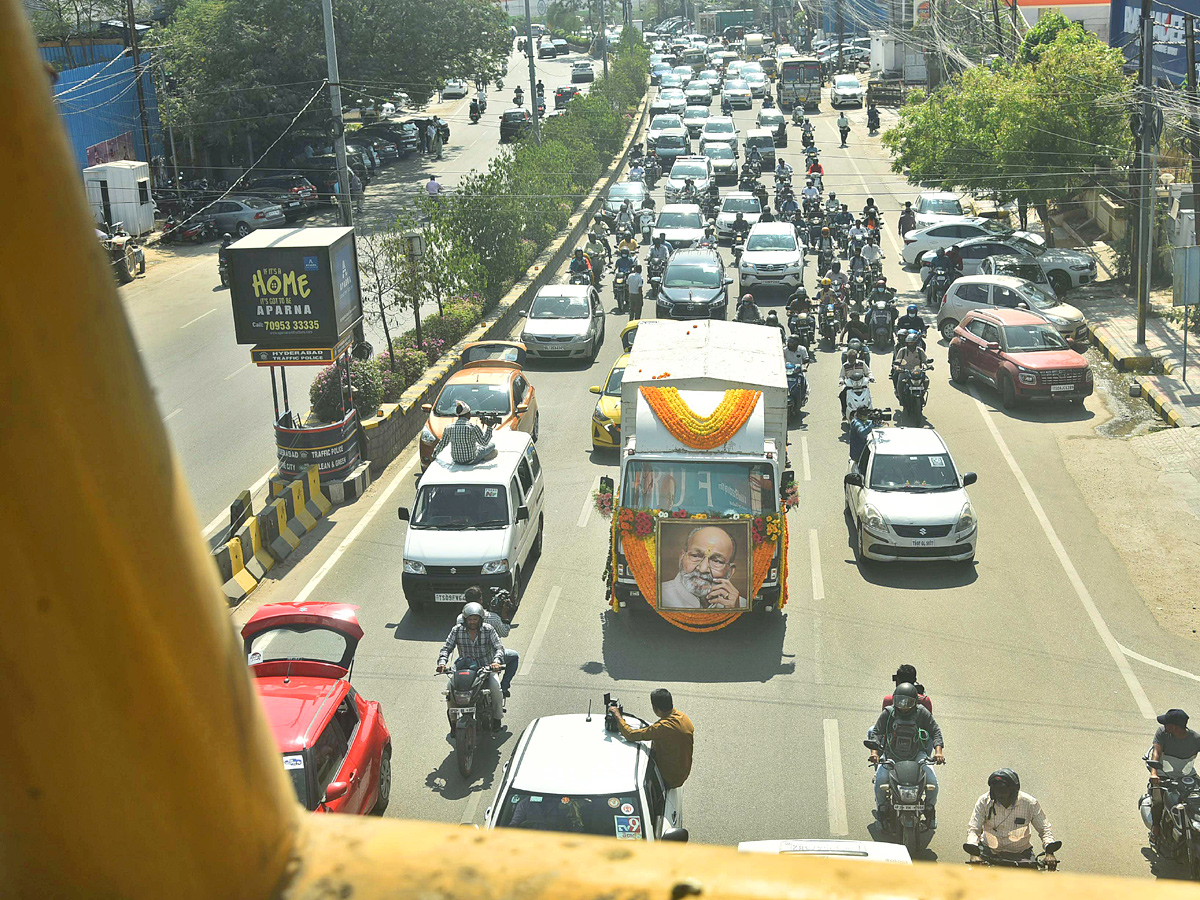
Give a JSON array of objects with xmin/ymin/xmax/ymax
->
[
  {"xmin": 939, "ymin": 318, "xmax": 958, "ymax": 342},
  {"xmin": 373, "ymin": 746, "xmax": 391, "ymax": 814},
  {"xmin": 531, "ymin": 410, "xmax": 540, "ymax": 442},
  {"xmin": 532, "ymin": 513, "xmax": 544, "ymax": 558},
  {"xmin": 1048, "ymin": 270, "xmax": 1071, "ymax": 296},
  {"xmin": 949, "ymin": 349, "xmax": 968, "ymax": 384},
  {"xmin": 236, "ymin": 221, "xmax": 252, "ymax": 237},
  {"xmin": 857, "ymin": 526, "xmax": 871, "ymax": 565},
  {"xmin": 1000, "ymin": 373, "xmax": 1018, "ymax": 409}
]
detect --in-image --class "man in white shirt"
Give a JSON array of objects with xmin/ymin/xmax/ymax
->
[
  {"xmin": 966, "ymin": 769, "xmax": 1057, "ymax": 867},
  {"xmin": 626, "ymin": 264, "xmax": 645, "ymax": 320},
  {"xmin": 425, "ymin": 175, "xmax": 443, "ymax": 199}
]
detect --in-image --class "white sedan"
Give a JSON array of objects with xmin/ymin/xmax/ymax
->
[
  {"xmin": 743, "ymin": 70, "xmax": 768, "ymax": 98},
  {"xmin": 912, "ymin": 191, "xmax": 973, "ymax": 228},
  {"xmin": 443, "ymin": 79, "xmax": 470, "ymax": 99},
  {"xmin": 900, "ymin": 217, "xmax": 1042, "ymax": 267},
  {"xmin": 830, "ymin": 74, "xmax": 864, "ymax": 107},
  {"xmin": 844, "ymin": 427, "xmax": 978, "ymax": 563}
]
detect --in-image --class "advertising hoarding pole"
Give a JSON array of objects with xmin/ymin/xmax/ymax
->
[{"xmin": 322, "ymin": 0, "xmax": 354, "ymax": 228}]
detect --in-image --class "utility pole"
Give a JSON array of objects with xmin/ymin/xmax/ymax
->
[
  {"xmin": 990, "ymin": 0, "xmax": 1004, "ymax": 57},
  {"xmin": 125, "ymin": 0, "xmax": 152, "ymax": 163},
  {"xmin": 835, "ymin": 0, "xmax": 843, "ymax": 73},
  {"xmin": 1010, "ymin": 0, "xmax": 1019, "ymax": 57},
  {"xmin": 158, "ymin": 59, "xmax": 180, "ymax": 189},
  {"xmin": 1135, "ymin": 8, "xmax": 1156, "ymax": 344},
  {"xmin": 321, "ymin": 0, "xmax": 353, "ymax": 227},
  {"xmin": 524, "ymin": 0, "xmax": 542, "ymax": 143},
  {"xmin": 599, "ymin": 0, "xmax": 610, "ymax": 79},
  {"xmin": 1187, "ymin": 15, "xmax": 1200, "ymax": 244}
]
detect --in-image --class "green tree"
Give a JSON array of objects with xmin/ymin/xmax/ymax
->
[{"xmin": 1018, "ymin": 9, "xmax": 1090, "ymax": 65}]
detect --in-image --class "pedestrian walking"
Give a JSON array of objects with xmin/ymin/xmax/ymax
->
[
  {"xmin": 627, "ymin": 264, "xmax": 644, "ymax": 320},
  {"xmin": 1018, "ymin": 196, "xmax": 1029, "ymax": 231},
  {"xmin": 426, "ymin": 122, "xmax": 437, "ymax": 155},
  {"xmin": 418, "ymin": 119, "xmax": 429, "ymax": 153},
  {"xmin": 432, "ymin": 128, "xmax": 444, "ymax": 160}
]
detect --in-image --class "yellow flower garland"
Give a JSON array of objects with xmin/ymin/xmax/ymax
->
[{"xmin": 640, "ymin": 387, "xmax": 761, "ymax": 450}]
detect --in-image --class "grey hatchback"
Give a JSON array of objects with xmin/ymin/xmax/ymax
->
[{"xmin": 210, "ymin": 196, "xmax": 286, "ymax": 236}]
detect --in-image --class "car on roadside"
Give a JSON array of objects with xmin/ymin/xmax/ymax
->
[
  {"xmin": 700, "ymin": 116, "xmax": 739, "ymax": 154},
  {"xmin": 242, "ymin": 602, "xmax": 391, "ymax": 815},
  {"xmin": 572, "ymin": 61, "xmax": 595, "ymax": 83},
  {"xmin": 483, "ymin": 713, "xmax": 687, "ymax": 842},
  {"xmin": 209, "ymin": 196, "xmax": 287, "ymax": 236},
  {"xmin": 519, "ymin": 284, "xmax": 606, "ymax": 362},
  {"xmin": 901, "ymin": 218, "xmax": 1041, "ymax": 266},
  {"xmin": 418, "ymin": 341, "xmax": 539, "ymax": 469},
  {"xmin": 738, "ymin": 220, "xmax": 804, "ymax": 291},
  {"xmin": 830, "ymin": 73, "xmax": 864, "ymax": 107},
  {"xmin": 948, "ymin": 308, "xmax": 1093, "ymax": 409},
  {"xmin": 703, "ymin": 142, "xmax": 739, "ymax": 184},
  {"xmin": 647, "ymin": 113, "xmax": 688, "ymax": 150},
  {"xmin": 722, "ymin": 78, "xmax": 753, "ymax": 109},
  {"xmin": 553, "ymin": 38, "xmax": 569, "ymax": 55},
  {"xmin": 844, "ymin": 426, "xmax": 979, "ymax": 564},
  {"xmin": 936, "ymin": 274, "xmax": 1089, "ymax": 346},
  {"xmin": 714, "ymin": 191, "xmax": 762, "ymax": 239},
  {"xmin": 657, "ymin": 246, "xmax": 733, "ymax": 319},
  {"xmin": 912, "ymin": 191, "xmax": 975, "ymax": 228},
  {"xmin": 356, "ymin": 121, "xmax": 419, "ymax": 157},
  {"xmin": 665, "ymin": 156, "xmax": 713, "ymax": 203},
  {"xmin": 443, "ymin": 79, "xmax": 470, "ymax": 99},
  {"xmin": 756, "ymin": 109, "xmax": 787, "ymax": 147},
  {"xmin": 245, "ymin": 174, "xmax": 320, "ymax": 220},
  {"xmin": 589, "ymin": 350, "xmax": 629, "ymax": 450},
  {"xmin": 500, "ymin": 108, "xmax": 534, "ymax": 143},
  {"xmin": 653, "ymin": 204, "xmax": 707, "ymax": 250},
  {"xmin": 682, "ymin": 105, "xmax": 711, "ymax": 138},
  {"xmin": 930, "ymin": 235, "xmax": 1097, "ymax": 294},
  {"xmin": 360, "ymin": 135, "xmax": 399, "ymax": 163}
]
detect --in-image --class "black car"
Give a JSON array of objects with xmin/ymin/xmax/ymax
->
[
  {"xmin": 555, "ymin": 85, "xmax": 581, "ymax": 109},
  {"xmin": 403, "ymin": 116, "xmax": 450, "ymax": 146},
  {"xmin": 656, "ymin": 248, "xmax": 734, "ymax": 320},
  {"xmin": 356, "ymin": 122, "xmax": 419, "ymax": 157},
  {"xmin": 245, "ymin": 174, "xmax": 320, "ymax": 220},
  {"xmin": 297, "ymin": 156, "xmax": 365, "ymax": 203},
  {"xmin": 500, "ymin": 108, "xmax": 533, "ymax": 143}
]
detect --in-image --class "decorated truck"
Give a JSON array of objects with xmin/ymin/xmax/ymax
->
[{"xmin": 601, "ymin": 320, "xmax": 796, "ymax": 633}]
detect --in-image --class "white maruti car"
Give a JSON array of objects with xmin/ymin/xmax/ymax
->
[{"xmin": 844, "ymin": 427, "xmax": 978, "ymax": 563}]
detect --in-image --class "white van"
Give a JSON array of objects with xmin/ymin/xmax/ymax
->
[{"xmin": 398, "ymin": 431, "xmax": 545, "ymax": 612}]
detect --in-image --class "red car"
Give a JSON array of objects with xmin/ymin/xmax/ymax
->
[
  {"xmin": 242, "ymin": 602, "xmax": 391, "ymax": 814},
  {"xmin": 948, "ymin": 308, "xmax": 1093, "ymax": 409}
]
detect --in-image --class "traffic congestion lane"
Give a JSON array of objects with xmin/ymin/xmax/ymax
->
[{"xmin": 235, "ymin": 76, "xmax": 1197, "ymax": 874}]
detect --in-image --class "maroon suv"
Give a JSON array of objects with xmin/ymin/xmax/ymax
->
[{"xmin": 948, "ymin": 308, "xmax": 1092, "ymax": 409}]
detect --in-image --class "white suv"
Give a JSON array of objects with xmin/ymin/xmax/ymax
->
[
  {"xmin": 483, "ymin": 713, "xmax": 687, "ymax": 842},
  {"xmin": 738, "ymin": 221, "xmax": 804, "ymax": 289},
  {"xmin": 665, "ymin": 156, "xmax": 714, "ymax": 203}
]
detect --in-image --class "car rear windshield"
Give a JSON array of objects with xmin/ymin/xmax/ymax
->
[
  {"xmin": 410, "ymin": 483, "xmax": 510, "ymax": 529},
  {"xmin": 603, "ymin": 366, "xmax": 626, "ymax": 396},
  {"xmin": 759, "ymin": 113, "xmax": 784, "ymax": 125},
  {"xmin": 651, "ymin": 115, "xmax": 682, "ymax": 130},
  {"xmin": 530, "ymin": 293, "xmax": 590, "ymax": 319},
  {"xmin": 672, "ymin": 162, "xmax": 707, "ymax": 178},
  {"xmin": 1002, "ymin": 324, "xmax": 1068, "ymax": 351},
  {"xmin": 705, "ymin": 145, "xmax": 734, "ymax": 160},
  {"xmin": 722, "ymin": 197, "xmax": 761, "ymax": 213},
  {"xmin": 496, "ymin": 789, "xmax": 646, "ymax": 838},
  {"xmin": 870, "ymin": 453, "xmax": 959, "ymax": 491},
  {"xmin": 919, "ymin": 197, "xmax": 963, "ymax": 215},
  {"xmin": 609, "ymin": 183, "xmax": 645, "ymax": 202},
  {"xmin": 684, "ymin": 108, "xmax": 709, "ymax": 119},
  {"xmin": 503, "ymin": 111, "xmax": 527, "ymax": 122},
  {"xmin": 433, "ymin": 382, "xmax": 511, "ymax": 416},
  {"xmin": 664, "ymin": 261, "xmax": 719, "ymax": 287},
  {"xmin": 248, "ymin": 624, "xmax": 353, "ymax": 668},
  {"xmin": 657, "ymin": 211, "xmax": 702, "ymax": 229},
  {"xmin": 747, "ymin": 231, "xmax": 796, "ymax": 251},
  {"xmin": 705, "ymin": 121, "xmax": 735, "ymax": 134},
  {"xmin": 245, "ymin": 198, "xmax": 273, "ymax": 209}
]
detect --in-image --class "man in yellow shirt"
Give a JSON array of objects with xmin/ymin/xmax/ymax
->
[{"xmin": 609, "ymin": 689, "xmax": 694, "ymax": 788}]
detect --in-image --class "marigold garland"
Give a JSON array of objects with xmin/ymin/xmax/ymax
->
[{"xmin": 640, "ymin": 387, "xmax": 761, "ymax": 450}]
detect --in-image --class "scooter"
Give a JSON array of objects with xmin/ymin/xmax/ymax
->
[
  {"xmin": 894, "ymin": 363, "xmax": 932, "ymax": 423},
  {"xmin": 868, "ymin": 299, "xmax": 895, "ymax": 349},
  {"xmin": 442, "ymin": 659, "xmax": 504, "ymax": 779},
  {"xmin": 964, "ymin": 841, "xmax": 1062, "ymax": 871},
  {"xmin": 218, "ymin": 255, "xmax": 231, "ymax": 287},
  {"xmin": 786, "ymin": 361, "xmax": 809, "ymax": 416},
  {"xmin": 639, "ymin": 208, "xmax": 656, "ymax": 244},
  {"xmin": 613, "ymin": 270, "xmax": 629, "ymax": 312},
  {"xmin": 470, "ymin": 104, "xmax": 481, "ymax": 124},
  {"xmin": 864, "ymin": 739, "xmax": 942, "ymax": 857},
  {"xmin": 841, "ymin": 364, "xmax": 874, "ymax": 427}
]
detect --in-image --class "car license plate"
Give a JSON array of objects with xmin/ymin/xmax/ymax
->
[
  {"xmin": 286, "ymin": 201, "xmax": 299, "ymax": 208},
  {"xmin": 911, "ymin": 538, "xmax": 936, "ymax": 547},
  {"xmin": 434, "ymin": 592, "xmax": 464, "ymax": 603},
  {"xmin": 893, "ymin": 803, "xmax": 923, "ymax": 811},
  {"xmin": 545, "ymin": 345, "xmax": 564, "ymax": 352},
  {"xmin": 1051, "ymin": 383, "xmax": 1073, "ymax": 392}
]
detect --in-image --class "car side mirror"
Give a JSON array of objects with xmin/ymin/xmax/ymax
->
[
  {"xmin": 985, "ymin": 341, "xmax": 1000, "ymax": 352},
  {"xmin": 844, "ymin": 472, "xmax": 864, "ymax": 487},
  {"xmin": 517, "ymin": 402, "xmax": 530, "ymax": 414},
  {"xmin": 589, "ymin": 385, "xmax": 602, "ymax": 394},
  {"xmin": 961, "ymin": 472, "xmax": 977, "ymax": 487},
  {"xmin": 660, "ymin": 827, "xmax": 690, "ymax": 842},
  {"xmin": 397, "ymin": 506, "xmax": 410, "ymax": 521},
  {"xmin": 517, "ymin": 505, "xmax": 530, "ymax": 521},
  {"xmin": 724, "ymin": 276, "xmax": 734, "ymax": 285},
  {"xmin": 324, "ymin": 781, "xmax": 349, "ymax": 802},
  {"xmin": 421, "ymin": 403, "xmax": 433, "ymax": 412}
]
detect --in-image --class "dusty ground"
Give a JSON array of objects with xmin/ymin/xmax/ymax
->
[{"xmin": 1059, "ymin": 354, "xmax": 1200, "ymax": 640}]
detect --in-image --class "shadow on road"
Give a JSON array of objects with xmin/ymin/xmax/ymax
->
[
  {"xmin": 863, "ymin": 819, "xmax": 940, "ymax": 862},
  {"xmin": 593, "ymin": 606, "xmax": 795, "ymax": 682},
  {"xmin": 424, "ymin": 728, "xmax": 513, "ymax": 801},
  {"xmin": 1140, "ymin": 845, "xmax": 1195, "ymax": 880}
]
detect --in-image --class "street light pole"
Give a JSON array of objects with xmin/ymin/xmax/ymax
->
[
  {"xmin": 321, "ymin": 0, "xmax": 354, "ymax": 227},
  {"xmin": 524, "ymin": 0, "xmax": 542, "ymax": 144}
]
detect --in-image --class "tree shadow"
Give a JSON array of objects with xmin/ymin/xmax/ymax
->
[{"xmin": 424, "ymin": 727, "xmax": 513, "ymax": 801}]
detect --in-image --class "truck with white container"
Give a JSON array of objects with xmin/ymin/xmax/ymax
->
[{"xmin": 603, "ymin": 320, "xmax": 793, "ymax": 631}]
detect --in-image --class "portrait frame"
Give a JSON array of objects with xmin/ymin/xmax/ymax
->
[{"xmin": 655, "ymin": 518, "xmax": 751, "ymax": 612}]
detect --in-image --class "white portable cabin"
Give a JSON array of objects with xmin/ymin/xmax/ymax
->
[
  {"xmin": 83, "ymin": 160, "xmax": 156, "ymax": 236},
  {"xmin": 620, "ymin": 319, "xmax": 787, "ymax": 462}
]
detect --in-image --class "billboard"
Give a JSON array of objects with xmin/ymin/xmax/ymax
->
[
  {"xmin": 1109, "ymin": 0, "xmax": 1197, "ymax": 83},
  {"xmin": 228, "ymin": 227, "xmax": 363, "ymax": 350}
]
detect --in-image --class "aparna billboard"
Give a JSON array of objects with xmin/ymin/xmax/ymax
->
[{"xmin": 1109, "ymin": 0, "xmax": 1198, "ymax": 84}]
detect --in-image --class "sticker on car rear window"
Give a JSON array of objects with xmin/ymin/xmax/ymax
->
[
  {"xmin": 248, "ymin": 651, "xmax": 263, "ymax": 665},
  {"xmin": 608, "ymin": 797, "xmax": 620, "ymax": 808},
  {"xmin": 615, "ymin": 816, "xmax": 643, "ymax": 840},
  {"xmin": 282, "ymin": 754, "xmax": 304, "ymax": 770},
  {"xmin": 484, "ymin": 488, "xmax": 498, "ymax": 498},
  {"xmin": 929, "ymin": 456, "xmax": 945, "ymax": 467},
  {"xmin": 621, "ymin": 803, "xmax": 635, "ymax": 815}
]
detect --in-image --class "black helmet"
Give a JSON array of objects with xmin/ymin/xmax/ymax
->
[
  {"xmin": 766, "ymin": 310, "xmax": 779, "ymax": 323},
  {"xmin": 893, "ymin": 682, "xmax": 919, "ymax": 715},
  {"xmin": 988, "ymin": 768, "xmax": 1020, "ymax": 807},
  {"xmin": 787, "ymin": 335, "xmax": 800, "ymax": 349}
]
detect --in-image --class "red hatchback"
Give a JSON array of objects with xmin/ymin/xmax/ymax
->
[
  {"xmin": 948, "ymin": 308, "xmax": 1093, "ymax": 409},
  {"xmin": 242, "ymin": 602, "xmax": 391, "ymax": 814}
]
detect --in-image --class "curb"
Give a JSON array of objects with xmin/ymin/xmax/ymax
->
[
  {"xmin": 1087, "ymin": 323, "xmax": 1156, "ymax": 373},
  {"xmin": 1135, "ymin": 376, "xmax": 1186, "ymax": 428}
]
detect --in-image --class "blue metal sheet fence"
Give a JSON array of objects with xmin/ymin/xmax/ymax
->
[{"xmin": 52, "ymin": 53, "xmax": 163, "ymax": 167}]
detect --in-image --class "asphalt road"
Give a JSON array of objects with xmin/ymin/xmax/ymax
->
[
  {"xmin": 236, "ymin": 80, "xmax": 1200, "ymax": 877},
  {"xmin": 118, "ymin": 47, "xmax": 589, "ymax": 531}
]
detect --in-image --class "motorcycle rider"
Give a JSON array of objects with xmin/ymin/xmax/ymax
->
[
  {"xmin": 536, "ymin": 79, "xmax": 544, "ymax": 97},
  {"xmin": 896, "ymin": 303, "xmax": 926, "ymax": 338},
  {"xmin": 898, "ymin": 200, "xmax": 917, "ymax": 237},
  {"xmin": 862, "ymin": 234, "xmax": 884, "ymax": 270},
  {"xmin": 824, "ymin": 190, "xmax": 840, "ymax": 217},
  {"xmin": 787, "ymin": 286, "xmax": 813, "ymax": 316},
  {"xmin": 883, "ymin": 664, "xmax": 932, "ymax": 712},
  {"xmin": 817, "ymin": 225, "xmax": 835, "ymax": 257},
  {"xmin": 1147, "ymin": 708, "xmax": 1200, "ymax": 835},
  {"xmin": 867, "ymin": 682, "xmax": 945, "ymax": 829},
  {"xmin": 834, "ymin": 202, "xmax": 854, "ymax": 231},
  {"xmin": 837, "ymin": 110, "xmax": 850, "ymax": 147},
  {"xmin": 591, "ymin": 213, "xmax": 612, "ymax": 257},
  {"xmin": 617, "ymin": 200, "xmax": 636, "ymax": 234},
  {"xmin": 614, "ymin": 245, "xmax": 637, "ymax": 281},
  {"xmin": 514, "ymin": 84, "xmax": 525, "ymax": 106},
  {"xmin": 628, "ymin": 160, "xmax": 646, "ymax": 181},
  {"xmin": 436, "ymin": 601, "xmax": 506, "ymax": 731},
  {"xmin": 765, "ymin": 309, "xmax": 786, "ymax": 343},
  {"xmin": 806, "ymin": 154, "xmax": 824, "ymax": 183},
  {"xmin": 584, "ymin": 233, "xmax": 608, "ymax": 280},
  {"xmin": 784, "ymin": 335, "xmax": 810, "ymax": 408},
  {"xmin": 747, "ymin": 145, "xmax": 763, "ymax": 171},
  {"xmin": 838, "ymin": 347, "xmax": 872, "ymax": 418},
  {"xmin": 867, "ymin": 101, "xmax": 881, "ymax": 133},
  {"xmin": 848, "ymin": 245, "xmax": 868, "ymax": 278},
  {"xmin": 681, "ymin": 177, "xmax": 698, "ymax": 205},
  {"xmin": 616, "ymin": 229, "xmax": 639, "ymax": 256},
  {"xmin": 818, "ymin": 275, "xmax": 839, "ymax": 310},
  {"xmin": 775, "ymin": 157, "xmax": 793, "ymax": 181},
  {"xmin": 892, "ymin": 330, "xmax": 929, "ymax": 396},
  {"xmin": 735, "ymin": 293, "xmax": 763, "ymax": 324},
  {"xmin": 648, "ymin": 233, "xmax": 673, "ymax": 270},
  {"xmin": 966, "ymin": 769, "xmax": 1057, "ymax": 868},
  {"xmin": 218, "ymin": 232, "xmax": 234, "ymax": 267},
  {"xmin": 862, "ymin": 196, "xmax": 881, "ymax": 225},
  {"xmin": 469, "ymin": 97, "xmax": 481, "ymax": 122},
  {"xmin": 827, "ymin": 259, "xmax": 847, "ymax": 292},
  {"xmin": 779, "ymin": 191, "xmax": 800, "ymax": 222},
  {"xmin": 458, "ymin": 586, "xmax": 518, "ymax": 698},
  {"xmin": 801, "ymin": 177, "xmax": 821, "ymax": 204},
  {"xmin": 847, "ymin": 217, "xmax": 868, "ymax": 250},
  {"xmin": 570, "ymin": 246, "xmax": 594, "ymax": 282},
  {"xmin": 842, "ymin": 310, "xmax": 870, "ymax": 345},
  {"xmin": 730, "ymin": 211, "xmax": 751, "ymax": 245}
]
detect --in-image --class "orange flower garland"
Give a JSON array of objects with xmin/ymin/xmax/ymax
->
[{"xmin": 640, "ymin": 387, "xmax": 761, "ymax": 450}]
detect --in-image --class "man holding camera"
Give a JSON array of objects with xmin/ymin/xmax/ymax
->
[
  {"xmin": 457, "ymin": 586, "xmax": 518, "ymax": 698},
  {"xmin": 608, "ymin": 688, "xmax": 694, "ymax": 788},
  {"xmin": 432, "ymin": 400, "xmax": 496, "ymax": 465}
]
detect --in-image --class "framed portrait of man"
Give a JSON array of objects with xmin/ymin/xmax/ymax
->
[{"xmin": 656, "ymin": 519, "xmax": 751, "ymax": 611}]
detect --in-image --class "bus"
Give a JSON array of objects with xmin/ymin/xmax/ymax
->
[{"xmin": 777, "ymin": 56, "xmax": 821, "ymax": 110}]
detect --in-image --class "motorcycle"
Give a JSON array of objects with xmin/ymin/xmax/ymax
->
[
  {"xmin": 789, "ymin": 312, "xmax": 815, "ymax": 351},
  {"xmin": 868, "ymin": 299, "xmax": 895, "ymax": 349},
  {"xmin": 926, "ymin": 267, "xmax": 954, "ymax": 308},
  {"xmin": 801, "ymin": 129, "xmax": 815, "ymax": 150},
  {"xmin": 469, "ymin": 104, "xmax": 481, "ymax": 124},
  {"xmin": 584, "ymin": 251, "xmax": 603, "ymax": 285},
  {"xmin": 218, "ymin": 255, "xmax": 231, "ymax": 288},
  {"xmin": 792, "ymin": 108, "xmax": 805, "ymax": 125},
  {"xmin": 868, "ymin": 110, "xmax": 881, "ymax": 135},
  {"xmin": 848, "ymin": 274, "xmax": 868, "ymax": 310},
  {"xmin": 1141, "ymin": 755, "xmax": 1200, "ymax": 878},
  {"xmin": 442, "ymin": 658, "xmax": 504, "ymax": 778},
  {"xmin": 864, "ymin": 739, "xmax": 941, "ymax": 856},
  {"xmin": 841, "ymin": 337, "xmax": 871, "ymax": 368},
  {"xmin": 639, "ymin": 208, "xmax": 656, "ymax": 243},
  {"xmin": 613, "ymin": 270, "xmax": 629, "ymax": 312},
  {"xmin": 644, "ymin": 157, "xmax": 661, "ymax": 188},
  {"xmin": 786, "ymin": 362, "xmax": 809, "ymax": 416},
  {"xmin": 648, "ymin": 255, "xmax": 668, "ymax": 282},
  {"xmin": 817, "ymin": 247, "xmax": 833, "ymax": 277},
  {"xmin": 964, "ymin": 841, "xmax": 1062, "ymax": 871},
  {"xmin": 819, "ymin": 303, "xmax": 840, "ymax": 350},
  {"xmin": 731, "ymin": 230, "xmax": 747, "ymax": 263},
  {"xmin": 841, "ymin": 364, "xmax": 874, "ymax": 426},
  {"xmin": 895, "ymin": 363, "xmax": 932, "ymax": 422}
]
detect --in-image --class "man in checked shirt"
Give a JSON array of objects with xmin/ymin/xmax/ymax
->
[
  {"xmin": 433, "ymin": 400, "xmax": 496, "ymax": 465},
  {"xmin": 965, "ymin": 769, "xmax": 1058, "ymax": 868},
  {"xmin": 437, "ymin": 600, "xmax": 506, "ymax": 730}
]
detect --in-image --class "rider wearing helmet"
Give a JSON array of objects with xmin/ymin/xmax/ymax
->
[
  {"xmin": 838, "ymin": 346, "xmax": 871, "ymax": 417},
  {"xmin": 457, "ymin": 585, "xmax": 518, "ymax": 697},
  {"xmin": 842, "ymin": 310, "xmax": 870, "ymax": 344},
  {"xmin": 437, "ymin": 600, "xmax": 506, "ymax": 730},
  {"xmin": 896, "ymin": 303, "xmax": 925, "ymax": 336},
  {"xmin": 892, "ymin": 329, "xmax": 929, "ymax": 394},
  {"xmin": 765, "ymin": 309, "xmax": 786, "ymax": 342},
  {"xmin": 867, "ymin": 683, "xmax": 945, "ymax": 829},
  {"xmin": 218, "ymin": 232, "xmax": 234, "ymax": 266},
  {"xmin": 828, "ymin": 258, "xmax": 846, "ymax": 290},
  {"xmin": 736, "ymin": 292, "xmax": 763, "ymax": 324},
  {"xmin": 801, "ymin": 177, "xmax": 821, "ymax": 203},
  {"xmin": 817, "ymin": 224, "xmax": 835, "ymax": 257},
  {"xmin": 966, "ymin": 770, "xmax": 1057, "ymax": 867}
]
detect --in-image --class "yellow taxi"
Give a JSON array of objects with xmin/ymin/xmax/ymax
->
[{"xmin": 588, "ymin": 322, "xmax": 641, "ymax": 451}]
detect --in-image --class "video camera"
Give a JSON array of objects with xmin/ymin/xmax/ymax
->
[
  {"xmin": 604, "ymin": 692, "xmax": 623, "ymax": 734},
  {"xmin": 478, "ymin": 411, "xmax": 503, "ymax": 427}
]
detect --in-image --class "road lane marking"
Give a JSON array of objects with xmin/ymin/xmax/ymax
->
[
  {"xmin": 164, "ymin": 407, "xmax": 182, "ymax": 421},
  {"xmin": 223, "ymin": 361, "xmax": 252, "ymax": 380},
  {"xmin": 809, "ymin": 529, "xmax": 824, "ymax": 601},
  {"xmin": 801, "ymin": 435, "xmax": 811, "ymax": 481},
  {"xmin": 577, "ymin": 476, "xmax": 600, "ymax": 527},
  {"xmin": 180, "ymin": 308, "xmax": 217, "ymax": 329},
  {"xmin": 823, "ymin": 719, "xmax": 849, "ymax": 836},
  {"xmin": 523, "ymin": 584, "xmax": 561, "ymax": 675},
  {"xmin": 460, "ymin": 790, "xmax": 485, "ymax": 825},
  {"xmin": 971, "ymin": 392, "xmax": 1155, "ymax": 719},
  {"xmin": 293, "ymin": 452, "xmax": 420, "ymax": 603},
  {"xmin": 202, "ymin": 468, "xmax": 274, "ymax": 538},
  {"xmin": 1120, "ymin": 644, "xmax": 1200, "ymax": 683}
]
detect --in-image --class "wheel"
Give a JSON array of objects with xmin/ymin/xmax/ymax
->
[
  {"xmin": 1048, "ymin": 270, "xmax": 1071, "ymax": 297},
  {"xmin": 532, "ymin": 514, "xmax": 544, "ymax": 558},
  {"xmin": 1001, "ymin": 374, "xmax": 1018, "ymax": 409},
  {"xmin": 902, "ymin": 823, "xmax": 919, "ymax": 856},
  {"xmin": 531, "ymin": 410, "xmax": 540, "ymax": 442},
  {"xmin": 455, "ymin": 717, "xmax": 478, "ymax": 778},
  {"xmin": 949, "ymin": 350, "xmax": 968, "ymax": 384},
  {"xmin": 373, "ymin": 746, "xmax": 391, "ymax": 813},
  {"xmin": 509, "ymin": 568, "xmax": 523, "ymax": 611},
  {"xmin": 857, "ymin": 526, "xmax": 870, "ymax": 563},
  {"xmin": 939, "ymin": 319, "xmax": 958, "ymax": 342},
  {"xmin": 236, "ymin": 221, "xmax": 252, "ymax": 237},
  {"xmin": 113, "ymin": 253, "xmax": 134, "ymax": 285}
]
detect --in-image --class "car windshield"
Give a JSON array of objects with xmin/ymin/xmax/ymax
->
[
  {"xmin": 623, "ymin": 460, "xmax": 777, "ymax": 514},
  {"xmin": 433, "ymin": 382, "xmax": 511, "ymax": 416},
  {"xmin": 705, "ymin": 145, "xmax": 734, "ymax": 160},
  {"xmin": 726, "ymin": 79, "xmax": 749, "ymax": 90},
  {"xmin": 760, "ymin": 113, "xmax": 784, "ymax": 125},
  {"xmin": 722, "ymin": 197, "xmax": 760, "ymax": 213},
  {"xmin": 496, "ymin": 789, "xmax": 646, "ymax": 838},
  {"xmin": 672, "ymin": 163, "xmax": 706, "ymax": 178},
  {"xmin": 410, "ymin": 483, "xmax": 511, "ymax": 529},
  {"xmin": 869, "ymin": 453, "xmax": 960, "ymax": 491},
  {"xmin": 603, "ymin": 365, "xmax": 626, "ymax": 396},
  {"xmin": 657, "ymin": 136, "xmax": 686, "ymax": 148},
  {"xmin": 1002, "ymin": 324, "xmax": 1069, "ymax": 351},
  {"xmin": 245, "ymin": 198, "xmax": 273, "ymax": 209},
  {"xmin": 282, "ymin": 754, "xmax": 312, "ymax": 810},
  {"xmin": 658, "ymin": 211, "xmax": 702, "ymax": 230},
  {"xmin": 248, "ymin": 624, "xmax": 353, "ymax": 667},
  {"xmin": 530, "ymin": 293, "xmax": 590, "ymax": 319},
  {"xmin": 979, "ymin": 219, "xmax": 1013, "ymax": 236},
  {"xmin": 609, "ymin": 183, "xmax": 644, "ymax": 202},
  {"xmin": 747, "ymin": 232, "xmax": 796, "ymax": 251},
  {"xmin": 684, "ymin": 108, "xmax": 708, "ymax": 120},
  {"xmin": 651, "ymin": 115, "xmax": 682, "ymax": 130},
  {"xmin": 1011, "ymin": 236, "xmax": 1045, "ymax": 255},
  {"xmin": 920, "ymin": 197, "xmax": 963, "ymax": 215},
  {"xmin": 1014, "ymin": 283, "xmax": 1057, "ymax": 309}
]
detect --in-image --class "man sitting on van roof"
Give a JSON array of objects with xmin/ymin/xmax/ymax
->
[{"xmin": 434, "ymin": 400, "xmax": 497, "ymax": 465}]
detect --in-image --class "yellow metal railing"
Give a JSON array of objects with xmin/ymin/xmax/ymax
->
[{"xmin": 0, "ymin": 2, "xmax": 1192, "ymax": 897}]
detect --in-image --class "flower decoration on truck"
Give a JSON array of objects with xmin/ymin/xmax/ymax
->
[{"xmin": 639, "ymin": 386, "xmax": 761, "ymax": 450}]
